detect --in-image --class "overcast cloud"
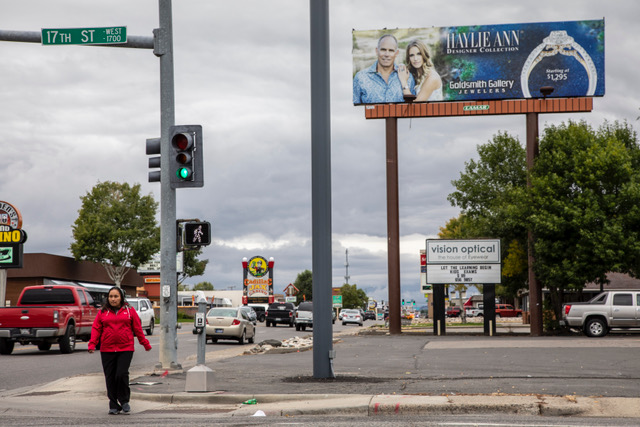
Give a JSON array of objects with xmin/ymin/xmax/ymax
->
[{"xmin": 2, "ymin": 1, "xmax": 639, "ymax": 303}]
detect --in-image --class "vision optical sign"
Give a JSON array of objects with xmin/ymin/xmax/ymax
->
[
  {"xmin": 352, "ymin": 19, "xmax": 604, "ymax": 104},
  {"xmin": 425, "ymin": 239, "xmax": 501, "ymax": 285}
]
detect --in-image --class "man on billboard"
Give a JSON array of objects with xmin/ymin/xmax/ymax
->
[{"xmin": 353, "ymin": 34, "xmax": 415, "ymax": 104}]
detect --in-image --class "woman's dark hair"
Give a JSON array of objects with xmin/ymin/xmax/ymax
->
[{"xmin": 102, "ymin": 286, "xmax": 128, "ymax": 312}]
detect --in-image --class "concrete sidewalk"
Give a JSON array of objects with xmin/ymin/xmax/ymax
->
[{"xmin": 2, "ymin": 326, "xmax": 640, "ymax": 419}]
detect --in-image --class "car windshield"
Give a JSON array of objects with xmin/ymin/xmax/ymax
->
[
  {"xmin": 207, "ymin": 308, "xmax": 237, "ymax": 317},
  {"xmin": 343, "ymin": 310, "xmax": 358, "ymax": 314},
  {"xmin": 128, "ymin": 301, "xmax": 139, "ymax": 310}
]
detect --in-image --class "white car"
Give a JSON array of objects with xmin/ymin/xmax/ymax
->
[
  {"xmin": 127, "ymin": 297, "xmax": 155, "ymax": 335},
  {"xmin": 341, "ymin": 309, "xmax": 363, "ymax": 326}
]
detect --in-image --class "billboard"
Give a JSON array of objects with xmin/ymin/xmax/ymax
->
[{"xmin": 353, "ymin": 19, "xmax": 604, "ymax": 105}]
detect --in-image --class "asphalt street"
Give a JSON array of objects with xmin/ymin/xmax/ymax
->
[
  {"xmin": 132, "ymin": 328, "xmax": 640, "ymax": 397},
  {"xmin": 2, "ymin": 325, "xmax": 640, "ymax": 423}
]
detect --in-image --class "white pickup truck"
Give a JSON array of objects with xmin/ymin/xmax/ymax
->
[
  {"xmin": 561, "ymin": 290, "xmax": 640, "ymax": 337},
  {"xmin": 295, "ymin": 301, "xmax": 313, "ymax": 331},
  {"xmin": 465, "ymin": 307, "xmax": 484, "ymax": 317}
]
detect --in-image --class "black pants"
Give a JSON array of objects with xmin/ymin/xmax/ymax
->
[{"xmin": 100, "ymin": 351, "xmax": 133, "ymax": 410}]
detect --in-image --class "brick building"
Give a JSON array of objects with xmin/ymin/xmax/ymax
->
[{"xmin": 3, "ymin": 253, "xmax": 144, "ymax": 306}]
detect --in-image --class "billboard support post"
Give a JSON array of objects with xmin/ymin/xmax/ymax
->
[
  {"xmin": 526, "ymin": 112, "xmax": 543, "ymax": 336},
  {"xmin": 385, "ymin": 118, "xmax": 401, "ymax": 335}
]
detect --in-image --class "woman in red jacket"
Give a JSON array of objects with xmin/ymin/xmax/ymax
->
[{"xmin": 88, "ymin": 286, "xmax": 152, "ymax": 415}]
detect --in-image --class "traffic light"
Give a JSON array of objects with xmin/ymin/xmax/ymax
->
[
  {"xmin": 170, "ymin": 124, "xmax": 203, "ymax": 189},
  {"xmin": 402, "ymin": 299, "xmax": 405, "ymax": 306},
  {"xmin": 182, "ymin": 221, "xmax": 211, "ymax": 248},
  {"xmin": 146, "ymin": 137, "xmax": 161, "ymax": 183}
]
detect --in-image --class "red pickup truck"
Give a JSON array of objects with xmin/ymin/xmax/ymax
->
[{"xmin": 0, "ymin": 284, "xmax": 100, "ymax": 355}]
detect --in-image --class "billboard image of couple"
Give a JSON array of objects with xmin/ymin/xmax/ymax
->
[{"xmin": 353, "ymin": 19, "xmax": 604, "ymax": 105}]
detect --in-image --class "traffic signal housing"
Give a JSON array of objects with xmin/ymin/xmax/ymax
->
[
  {"xmin": 146, "ymin": 137, "xmax": 161, "ymax": 183},
  {"xmin": 170, "ymin": 124, "xmax": 203, "ymax": 189}
]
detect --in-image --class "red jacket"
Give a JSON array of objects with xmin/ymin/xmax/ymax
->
[{"xmin": 88, "ymin": 305, "xmax": 151, "ymax": 352}]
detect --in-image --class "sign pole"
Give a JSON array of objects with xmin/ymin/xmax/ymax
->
[
  {"xmin": 310, "ymin": 0, "xmax": 334, "ymax": 379},
  {"xmin": 156, "ymin": 0, "xmax": 181, "ymax": 371},
  {"xmin": 385, "ymin": 117, "xmax": 402, "ymax": 335},
  {"xmin": 526, "ymin": 112, "xmax": 543, "ymax": 336},
  {"xmin": 0, "ymin": 270, "xmax": 6, "ymax": 307}
]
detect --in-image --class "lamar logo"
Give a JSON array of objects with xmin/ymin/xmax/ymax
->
[{"xmin": 463, "ymin": 105, "xmax": 490, "ymax": 111}]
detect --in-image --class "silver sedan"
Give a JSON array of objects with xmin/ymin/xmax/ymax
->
[
  {"xmin": 341, "ymin": 309, "xmax": 363, "ymax": 326},
  {"xmin": 205, "ymin": 307, "xmax": 256, "ymax": 344}
]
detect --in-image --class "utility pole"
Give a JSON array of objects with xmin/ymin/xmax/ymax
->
[
  {"xmin": 344, "ymin": 249, "xmax": 350, "ymax": 285},
  {"xmin": 310, "ymin": 0, "xmax": 334, "ymax": 379}
]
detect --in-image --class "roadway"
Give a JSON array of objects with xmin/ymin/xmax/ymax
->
[{"xmin": 0, "ymin": 318, "xmax": 364, "ymax": 392}]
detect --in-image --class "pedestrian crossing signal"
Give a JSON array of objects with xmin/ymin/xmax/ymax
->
[{"xmin": 182, "ymin": 221, "xmax": 211, "ymax": 248}]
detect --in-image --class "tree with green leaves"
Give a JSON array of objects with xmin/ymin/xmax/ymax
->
[
  {"xmin": 193, "ymin": 282, "xmax": 214, "ymax": 291},
  {"xmin": 179, "ymin": 248, "xmax": 209, "ymax": 285},
  {"xmin": 294, "ymin": 270, "xmax": 313, "ymax": 304},
  {"xmin": 340, "ymin": 283, "xmax": 368, "ymax": 309},
  {"xmin": 70, "ymin": 181, "xmax": 160, "ymax": 287},
  {"xmin": 446, "ymin": 120, "xmax": 640, "ymax": 322},
  {"xmin": 526, "ymin": 121, "xmax": 640, "ymax": 314},
  {"xmin": 447, "ymin": 132, "xmax": 528, "ymax": 299}
]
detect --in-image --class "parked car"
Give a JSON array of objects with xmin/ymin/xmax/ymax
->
[
  {"xmin": 127, "ymin": 297, "xmax": 155, "ymax": 335},
  {"xmin": 364, "ymin": 310, "xmax": 376, "ymax": 320},
  {"xmin": 341, "ymin": 309, "xmax": 363, "ymax": 326},
  {"xmin": 446, "ymin": 306, "xmax": 462, "ymax": 317},
  {"xmin": 465, "ymin": 307, "xmax": 484, "ymax": 317},
  {"xmin": 562, "ymin": 290, "xmax": 640, "ymax": 337},
  {"xmin": 249, "ymin": 305, "xmax": 266, "ymax": 322},
  {"xmin": 205, "ymin": 307, "xmax": 255, "ymax": 344},
  {"xmin": 240, "ymin": 306, "xmax": 258, "ymax": 325},
  {"xmin": 495, "ymin": 304, "xmax": 522, "ymax": 318}
]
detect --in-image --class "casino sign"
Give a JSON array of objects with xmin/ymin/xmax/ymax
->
[{"xmin": 0, "ymin": 201, "xmax": 26, "ymax": 268}]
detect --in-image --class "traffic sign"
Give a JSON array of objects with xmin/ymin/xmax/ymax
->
[
  {"xmin": 182, "ymin": 222, "xmax": 211, "ymax": 247},
  {"xmin": 41, "ymin": 27, "xmax": 127, "ymax": 45}
]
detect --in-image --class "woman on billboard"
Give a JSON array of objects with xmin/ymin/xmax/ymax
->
[{"xmin": 399, "ymin": 39, "xmax": 443, "ymax": 102}]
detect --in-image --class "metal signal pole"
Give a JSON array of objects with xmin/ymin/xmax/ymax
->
[{"xmin": 156, "ymin": 0, "xmax": 181, "ymax": 371}]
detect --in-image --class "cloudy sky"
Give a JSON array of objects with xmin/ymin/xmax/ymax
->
[{"xmin": 2, "ymin": 1, "xmax": 638, "ymax": 304}]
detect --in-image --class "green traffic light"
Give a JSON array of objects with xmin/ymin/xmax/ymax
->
[{"xmin": 177, "ymin": 167, "xmax": 191, "ymax": 179}]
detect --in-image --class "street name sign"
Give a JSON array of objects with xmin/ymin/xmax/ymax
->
[{"xmin": 41, "ymin": 26, "xmax": 127, "ymax": 45}]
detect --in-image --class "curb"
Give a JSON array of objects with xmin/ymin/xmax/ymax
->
[{"xmin": 129, "ymin": 391, "xmax": 593, "ymax": 417}]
